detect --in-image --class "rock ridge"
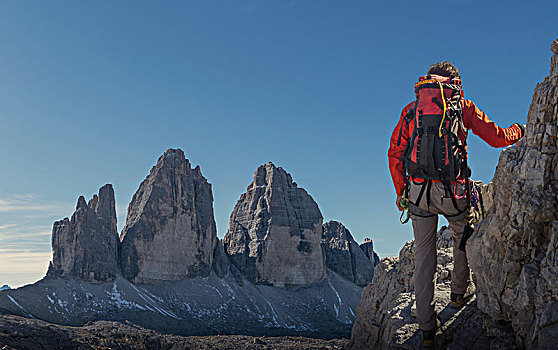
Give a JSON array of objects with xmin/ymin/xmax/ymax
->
[
  {"xmin": 48, "ymin": 184, "xmax": 119, "ymax": 282},
  {"xmin": 47, "ymin": 151, "xmax": 378, "ymax": 289},
  {"xmin": 321, "ymin": 221, "xmax": 376, "ymax": 286}
]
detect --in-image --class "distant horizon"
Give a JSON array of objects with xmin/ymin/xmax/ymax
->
[{"xmin": 1, "ymin": 1, "xmax": 556, "ymax": 288}]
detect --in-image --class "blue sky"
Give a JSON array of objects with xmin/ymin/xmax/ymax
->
[{"xmin": 0, "ymin": 1, "xmax": 556, "ymax": 288}]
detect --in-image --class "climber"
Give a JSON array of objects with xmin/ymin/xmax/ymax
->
[{"xmin": 387, "ymin": 61, "xmax": 525, "ymax": 347}]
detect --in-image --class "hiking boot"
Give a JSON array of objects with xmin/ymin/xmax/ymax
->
[
  {"xmin": 420, "ymin": 315, "xmax": 442, "ymax": 348},
  {"xmin": 450, "ymin": 292, "xmax": 473, "ymax": 309}
]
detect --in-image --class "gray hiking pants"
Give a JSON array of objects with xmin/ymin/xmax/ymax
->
[{"xmin": 408, "ymin": 181, "xmax": 470, "ymax": 331}]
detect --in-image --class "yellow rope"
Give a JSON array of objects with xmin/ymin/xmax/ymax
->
[
  {"xmin": 414, "ymin": 78, "xmax": 438, "ymax": 88},
  {"xmin": 437, "ymin": 81, "xmax": 447, "ymax": 138}
]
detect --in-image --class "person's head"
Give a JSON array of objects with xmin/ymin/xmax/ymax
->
[{"xmin": 427, "ymin": 61, "xmax": 460, "ymax": 78}]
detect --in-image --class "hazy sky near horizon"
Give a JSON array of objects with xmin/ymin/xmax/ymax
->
[{"xmin": 1, "ymin": 1, "xmax": 556, "ymax": 288}]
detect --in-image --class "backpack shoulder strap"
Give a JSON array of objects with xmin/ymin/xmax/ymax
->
[{"xmin": 397, "ymin": 101, "xmax": 416, "ymax": 146}]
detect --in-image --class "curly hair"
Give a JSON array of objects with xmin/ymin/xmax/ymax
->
[{"xmin": 427, "ymin": 61, "xmax": 460, "ymax": 78}]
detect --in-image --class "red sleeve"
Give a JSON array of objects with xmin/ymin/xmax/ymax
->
[
  {"xmin": 388, "ymin": 102, "xmax": 414, "ymax": 196},
  {"xmin": 462, "ymin": 99, "xmax": 523, "ymax": 148}
]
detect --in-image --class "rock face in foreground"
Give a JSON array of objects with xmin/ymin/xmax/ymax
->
[
  {"xmin": 322, "ymin": 221, "xmax": 375, "ymax": 286},
  {"xmin": 120, "ymin": 149, "xmax": 218, "ymax": 283},
  {"xmin": 47, "ymin": 184, "xmax": 119, "ymax": 282},
  {"xmin": 223, "ymin": 162, "xmax": 326, "ymax": 287},
  {"xmin": 347, "ymin": 228, "xmax": 518, "ymax": 350},
  {"xmin": 468, "ymin": 39, "xmax": 558, "ymax": 348}
]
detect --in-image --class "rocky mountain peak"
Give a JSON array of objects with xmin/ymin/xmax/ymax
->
[
  {"xmin": 93, "ymin": 184, "xmax": 117, "ymax": 225},
  {"xmin": 48, "ymin": 184, "xmax": 119, "ymax": 283},
  {"xmin": 249, "ymin": 162, "xmax": 296, "ymax": 190},
  {"xmin": 1, "ymin": 155, "xmax": 365, "ymax": 341},
  {"xmin": 88, "ymin": 195, "xmax": 98, "ymax": 209},
  {"xmin": 359, "ymin": 238, "xmax": 380, "ymax": 267},
  {"xmin": 322, "ymin": 221, "xmax": 351, "ymax": 241},
  {"xmin": 322, "ymin": 221, "xmax": 376, "ymax": 287},
  {"xmin": 224, "ymin": 163, "xmax": 325, "ymax": 287},
  {"xmin": 76, "ymin": 196, "xmax": 87, "ymax": 209},
  {"xmin": 119, "ymin": 149, "xmax": 218, "ymax": 283},
  {"xmin": 158, "ymin": 148, "xmax": 191, "ymax": 169}
]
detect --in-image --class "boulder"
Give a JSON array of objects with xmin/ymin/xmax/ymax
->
[
  {"xmin": 119, "ymin": 149, "xmax": 218, "ymax": 283},
  {"xmin": 322, "ymin": 221, "xmax": 375, "ymax": 286},
  {"xmin": 223, "ymin": 162, "xmax": 326, "ymax": 287},
  {"xmin": 347, "ymin": 227, "xmax": 518, "ymax": 349},
  {"xmin": 48, "ymin": 184, "xmax": 119, "ymax": 282},
  {"xmin": 468, "ymin": 38, "xmax": 558, "ymax": 348}
]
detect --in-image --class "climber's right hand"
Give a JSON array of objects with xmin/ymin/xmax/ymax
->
[{"xmin": 514, "ymin": 123, "xmax": 526, "ymax": 139}]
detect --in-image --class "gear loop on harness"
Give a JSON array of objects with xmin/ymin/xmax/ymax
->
[
  {"xmin": 400, "ymin": 210, "xmax": 410, "ymax": 224},
  {"xmin": 399, "ymin": 187, "xmax": 411, "ymax": 224}
]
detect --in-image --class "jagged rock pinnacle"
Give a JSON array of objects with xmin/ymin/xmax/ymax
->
[
  {"xmin": 119, "ymin": 149, "xmax": 218, "ymax": 283},
  {"xmin": 48, "ymin": 184, "xmax": 119, "ymax": 282},
  {"xmin": 322, "ymin": 221, "xmax": 376, "ymax": 286}
]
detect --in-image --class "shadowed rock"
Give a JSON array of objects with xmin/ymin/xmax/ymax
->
[
  {"xmin": 48, "ymin": 184, "xmax": 119, "ymax": 282},
  {"xmin": 359, "ymin": 238, "xmax": 380, "ymax": 267},
  {"xmin": 322, "ymin": 221, "xmax": 375, "ymax": 287},
  {"xmin": 119, "ymin": 149, "xmax": 218, "ymax": 283},
  {"xmin": 223, "ymin": 162, "xmax": 326, "ymax": 287},
  {"xmin": 0, "ymin": 315, "xmax": 349, "ymax": 350}
]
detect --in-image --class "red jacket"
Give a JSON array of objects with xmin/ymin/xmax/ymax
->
[{"xmin": 388, "ymin": 99, "xmax": 523, "ymax": 196}]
